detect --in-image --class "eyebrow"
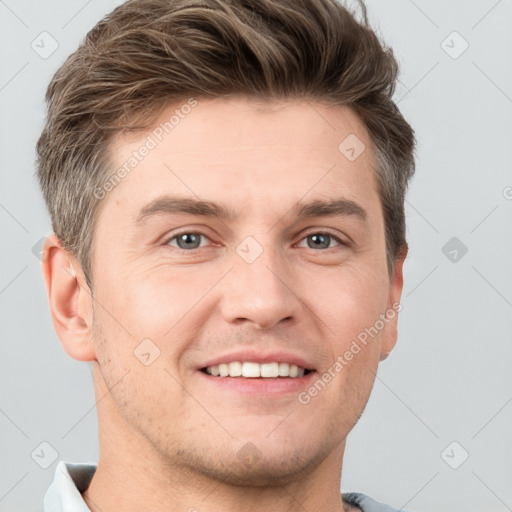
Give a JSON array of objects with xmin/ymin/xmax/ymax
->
[
  {"xmin": 292, "ymin": 198, "xmax": 367, "ymax": 222},
  {"xmin": 135, "ymin": 195, "xmax": 368, "ymax": 224},
  {"xmin": 136, "ymin": 196, "xmax": 239, "ymax": 223}
]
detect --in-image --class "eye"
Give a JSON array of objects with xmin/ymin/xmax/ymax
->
[
  {"xmin": 166, "ymin": 232, "xmax": 209, "ymax": 250},
  {"xmin": 297, "ymin": 232, "xmax": 344, "ymax": 250}
]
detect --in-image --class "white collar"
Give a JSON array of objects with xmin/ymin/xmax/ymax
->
[{"xmin": 43, "ymin": 460, "xmax": 96, "ymax": 512}]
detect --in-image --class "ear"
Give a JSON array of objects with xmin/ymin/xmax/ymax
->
[
  {"xmin": 41, "ymin": 234, "xmax": 96, "ymax": 362},
  {"xmin": 379, "ymin": 248, "xmax": 407, "ymax": 361}
]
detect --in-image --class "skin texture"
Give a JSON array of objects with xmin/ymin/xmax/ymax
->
[{"xmin": 43, "ymin": 97, "xmax": 406, "ymax": 512}]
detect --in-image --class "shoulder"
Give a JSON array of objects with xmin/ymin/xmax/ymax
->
[{"xmin": 342, "ymin": 492, "xmax": 409, "ymax": 512}]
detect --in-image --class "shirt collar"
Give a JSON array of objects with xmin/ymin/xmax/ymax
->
[{"xmin": 43, "ymin": 460, "xmax": 97, "ymax": 512}]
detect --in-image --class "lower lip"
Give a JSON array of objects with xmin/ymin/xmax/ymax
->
[{"xmin": 197, "ymin": 370, "xmax": 316, "ymax": 395}]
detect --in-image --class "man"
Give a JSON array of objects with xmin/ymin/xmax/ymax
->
[{"xmin": 37, "ymin": 0, "xmax": 415, "ymax": 510}]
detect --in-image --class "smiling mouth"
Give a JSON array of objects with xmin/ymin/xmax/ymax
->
[{"xmin": 201, "ymin": 361, "xmax": 312, "ymax": 378}]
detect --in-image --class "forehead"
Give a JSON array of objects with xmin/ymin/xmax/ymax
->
[{"xmin": 103, "ymin": 97, "xmax": 381, "ymax": 223}]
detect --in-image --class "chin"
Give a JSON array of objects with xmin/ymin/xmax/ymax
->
[{"xmin": 174, "ymin": 439, "xmax": 331, "ymax": 487}]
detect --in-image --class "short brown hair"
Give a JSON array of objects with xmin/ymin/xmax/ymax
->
[{"xmin": 36, "ymin": 0, "xmax": 415, "ymax": 288}]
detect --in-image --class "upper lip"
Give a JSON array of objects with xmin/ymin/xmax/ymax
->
[{"xmin": 199, "ymin": 350, "xmax": 316, "ymax": 371}]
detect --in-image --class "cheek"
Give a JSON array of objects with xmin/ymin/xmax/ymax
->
[
  {"xmin": 309, "ymin": 265, "xmax": 388, "ymax": 339},
  {"xmin": 95, "ymin": 266, "xmax": 189, "ymax": 336},
  {"xmin": 91, "ymin": 267, "xmax": 217, "ymax": 377},
  {"xmin": 91, "ymin": 307, "xmax": 177, "ymax": 413}
]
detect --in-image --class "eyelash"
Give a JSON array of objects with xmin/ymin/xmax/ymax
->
[{"xmin": 164, "ymin": 229, "xmax": 348, "ymax": 251}]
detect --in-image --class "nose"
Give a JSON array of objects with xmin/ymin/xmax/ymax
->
[{"xmin": 219, "ymin": 242, "xmax": 300, "ymax": 330}]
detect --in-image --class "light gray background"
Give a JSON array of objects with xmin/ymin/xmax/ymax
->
[{"xmin": 1, "ymin": 1, "xmax": 511, "ymax": 511}]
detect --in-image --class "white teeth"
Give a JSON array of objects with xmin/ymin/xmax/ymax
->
[
  {"xmin": 278, "ymin": 362, "xmax": 289, "ymax": 376},
  {"xmin": 229, "ymin": 361, "xmax": 242, "ymax": 377},
  {"xmin": 204, "ymin": 361, "xmax": 308, "ymax": 378},
  {"xmin": 260, "ymin": 362, "xmax": 279, "ymax": 378},
  {"xmin": 218, "ymin": 363, "xmax": 229, "ymax": 377},
  {"xmin": 242, "ymin": 362, "xmax": 260, "ymax": 378}
]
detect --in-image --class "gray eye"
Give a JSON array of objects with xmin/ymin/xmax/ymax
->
[
  {"xmin": 307, "ymin": 233, "xmax": 334, "ymax": 249},
  {"xmin": 173, "ymin": 233, "xmax": 203, "ymax": 249}
]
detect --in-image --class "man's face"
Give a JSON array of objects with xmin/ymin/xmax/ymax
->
[{"xmin": 87, "ymin": 97, "xmax": 404, "ymax": 484}]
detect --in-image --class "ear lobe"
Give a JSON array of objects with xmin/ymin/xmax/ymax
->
[
  {"xmin": 379, "ymin": 249, "xmax": 407, "ymax": 362},
  {"xmin": 41, "ymin": 234, "xmax": 96, "ymax": 362}
]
